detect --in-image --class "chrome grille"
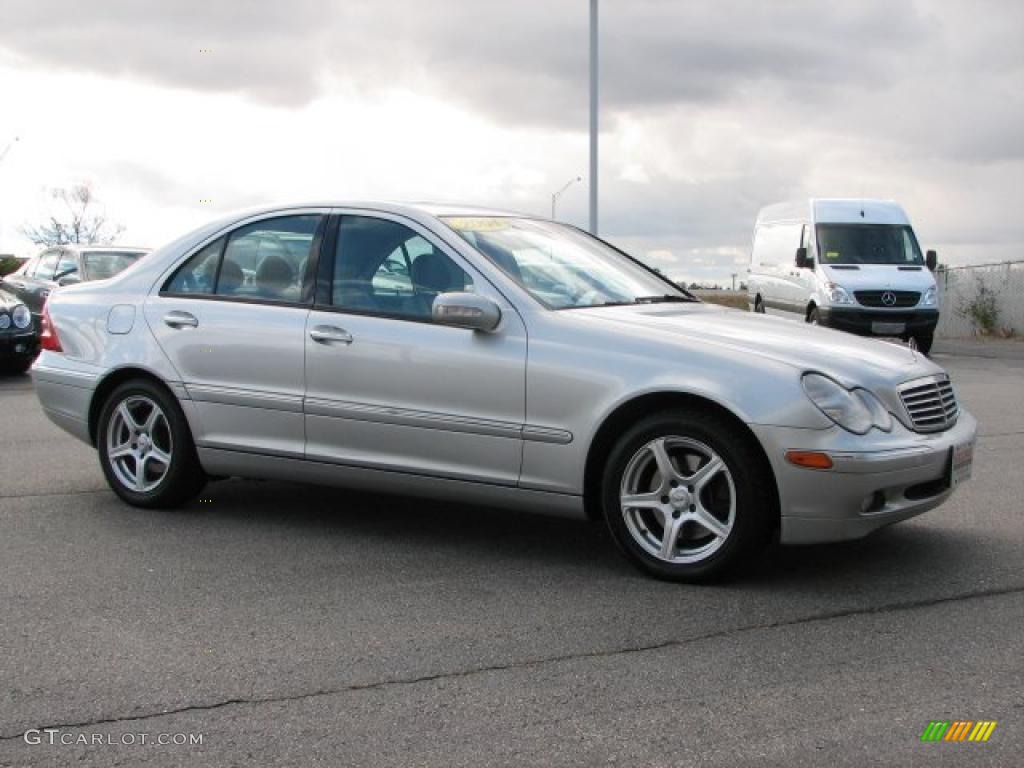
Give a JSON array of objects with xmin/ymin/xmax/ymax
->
[
  {"xmin": 898, "ymin": 375, "xmax": 958, "ymax": 432},
  {"xmin": 855, "ymin": 290, "xmax": 921, "ymax": 308}
]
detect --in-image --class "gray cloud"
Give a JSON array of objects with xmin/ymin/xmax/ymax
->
[{"xmin": 2, "ymin": 0, "xmax": 1021, "ymax": 279}]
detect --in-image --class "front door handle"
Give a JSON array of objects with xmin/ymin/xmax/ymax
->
[
  {"xmin": 163, "ymin": 310, "xmax": 199, "ymax": 329},
  {"xmin": 309, "ymin": 325, "xmax": 353, "ymax": 345},
  {"xmin": 39, "ymin": 290, "xmax": 50, "ymax": 299}
]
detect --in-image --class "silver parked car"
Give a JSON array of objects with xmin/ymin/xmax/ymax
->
[{"xmin": 31, "ymin": 203, "xmax": 977, "ymax": 580}]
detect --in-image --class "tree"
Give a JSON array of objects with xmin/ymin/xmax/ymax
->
[{"xmin": 20, "ymin": 184, "xmax": 125, "ymax": 246}]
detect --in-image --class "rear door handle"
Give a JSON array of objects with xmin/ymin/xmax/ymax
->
[
  {"xmin": 163, "ymin": 310, "xmax": 199, "ymax": 329},
  {"xmin": 309, "ymin": 325, "xmax": 353, "ymax": 345},
  {"xmin": 39, "ymin": 289, "xmax": 50, "ymax": 299}
]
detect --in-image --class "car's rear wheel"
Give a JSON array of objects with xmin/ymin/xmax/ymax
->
[
  {"xmin": 97, "ymin": 379, "xmax": 206, "ymax": 507},
  {"xmin": 1, "ymin": 357, "xmax": 32, "ymax": 375},
  {"xmin": 807, "ymin": 306, "xmax": 821, "ymax": 325},
  {"xmin": 601, "ymin": 409, "xmax": 775, "ymax": 581}
]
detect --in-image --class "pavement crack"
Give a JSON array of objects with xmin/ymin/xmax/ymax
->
[
  {"xmin": 3, "ymin": 583, "xmax": 1022, "ymax": 740},
  {"xmin": 0, "ymin": 489, "xmax": 109, "ymax": 501}
]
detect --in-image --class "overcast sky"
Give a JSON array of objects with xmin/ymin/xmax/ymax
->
[{"xmin": 1, "ymin": 0, "xmax": 1021, "ymax": 284}]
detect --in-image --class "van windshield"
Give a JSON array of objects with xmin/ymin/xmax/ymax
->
[{"xmin": 816, "ymin": 224, "xmax": 923, "ymax": 266}]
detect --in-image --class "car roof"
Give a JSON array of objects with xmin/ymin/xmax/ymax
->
[
  {"xmin": 66, "ymin": 245, "xmax": 151, "ymax": 254},
  {"xmin": 209, "ymin": 200, "xmax": 537, "ymax": 222}
]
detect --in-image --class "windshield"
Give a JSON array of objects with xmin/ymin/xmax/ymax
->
[
  {"xmin": 82, "ymin": 251, "xmax": 146, "ymax": 280},
  {"xmin": 442, "ymin": 217, "xmax": 691, "ymax": 309},
  {"xmin": 815, "ymin": 224, "xmax": 923, "ymax": 266}
]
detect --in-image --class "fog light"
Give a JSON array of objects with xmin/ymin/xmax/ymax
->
[{"xmin": 785, "ymin": 450, "xmax": 834, "ymax": 470}]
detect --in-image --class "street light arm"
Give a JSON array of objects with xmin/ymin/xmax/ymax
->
[
  {"xmin": 554, "ymin": 176, "xmax": 582, "ymax": 199},
  {"xmin": 551, "ymin": 175, "xmax": 583, "ymax": 219},
  {"xmin": 0, "ymin": 136, "xmax": 19, "ymax": 166}
]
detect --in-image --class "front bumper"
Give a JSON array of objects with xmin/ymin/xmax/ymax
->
[
  {"xmin": 0, "ymin": 330, "xmax": 38, "ymax": 362},
  {"xmin": 819, "ymin": 307, "xmax": 938, "ymax": 337},
  {"xmin": 751, "ymin": 410, "xmax": 977, "ymax": 545}
]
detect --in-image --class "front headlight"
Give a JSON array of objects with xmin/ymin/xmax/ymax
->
[
  {"xmin": 12, "ymin": 304, "xmax": 32, "ymax": 329},
  {"xmin": 824, "ymin": 282, "xmax": 853, "ymax": 305},
  {"xmin": 802, "ymin": 373, "xmax": 893, "ymax": 434},
  {"xmin": 0, "ymin": 312, "xmax": 9, "ymax": 330},
  {"xmin": 920, "ymin": 286, "xmax": 938, "ymax": 307}
]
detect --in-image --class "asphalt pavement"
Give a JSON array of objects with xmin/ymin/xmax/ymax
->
[{"xmin": 1, "ymin": 342, "xmax": 1021, "ymax": 766}]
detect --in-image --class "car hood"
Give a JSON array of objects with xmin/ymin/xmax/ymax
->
[
  {"xmin": 819, "ymin": 263, "xmax": 936, "ymax": 292},
  {"xmin": 570, "ymin": 302, "xmax": 941, "ymax": 390},
  {"xmin": 0, "ymin": 284, "xmax": 24, "ymax": 311}
]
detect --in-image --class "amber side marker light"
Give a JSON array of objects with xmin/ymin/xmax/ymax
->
[{"xmin": 785, "ymin": 450, "xmax": 834, "ymax": 470}]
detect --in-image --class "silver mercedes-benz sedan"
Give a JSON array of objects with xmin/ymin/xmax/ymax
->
[{"xmin": 31, "ymin": 202, "xmax": 977, "ymax": 581}]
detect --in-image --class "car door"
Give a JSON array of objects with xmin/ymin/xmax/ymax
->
[
  {"xmin": 304, "ymin": 212, "xmax": 527, "ymax": 486},
  {"xmin": 144, "ymin": 211, "xmax": 326, "ymax": 458}
]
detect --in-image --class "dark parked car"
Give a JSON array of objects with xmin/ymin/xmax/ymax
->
[
  {"xmin": 3, "ymin": 245, "xmax": 149, "ymax": 326},
  {"xmin": 0, "ymin": 285, "xmax": 35, "ymax": 373}
]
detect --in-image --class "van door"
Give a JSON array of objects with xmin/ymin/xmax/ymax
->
[
  {"xmin": 792, "ymin": 224, "xmax": 818, "ymax": 316},
  {"xmin": 755, "ymin": 224, "xmax": 804, "ymax": 316}
]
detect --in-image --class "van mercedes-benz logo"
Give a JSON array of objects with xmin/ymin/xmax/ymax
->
[{"xmin": 881, "ymin": 291, "xmax": 897, "ymax": 306}]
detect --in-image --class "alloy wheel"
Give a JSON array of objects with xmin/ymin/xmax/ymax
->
[
  {"xmin": 106, "ymin": 395, "xmax": 173, "ymax": 493},
  {"xmin": 620, "ymin": 436, "xmax": 736, "ymax": 563}
]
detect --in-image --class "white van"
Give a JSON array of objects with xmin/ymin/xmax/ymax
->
[{"xmin": 747, "ymin": 199, "xmax": 940, "ymax": 353}]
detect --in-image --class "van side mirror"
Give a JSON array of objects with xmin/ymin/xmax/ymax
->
[
  {"xmin": 432, "ymin": 292, "xmax": 501, "ymax": 332},
  {"xmin": 57, "ymin": 272, "xmax": 81, "ymax": 287},
  {"xmin": 925, "ymin": 250, "xmax": 937, "ymax": 271},
  {"xmin": 795, "ymin": 247, "xmax": 810, "ymax": 269}
]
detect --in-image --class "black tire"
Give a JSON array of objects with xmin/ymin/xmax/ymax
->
[
  {"xmin": 807, "ymin": 306, "xmax": 821, "ymax": 325},
  {"xmin": 97, "ymin": 379, "xmax": 206, "ymax": 508},
  {"xmin": 601, "ymin": 408, "xmax": 775, "ymax": 582},
  {"xmin": 913, "ymin": 333, "xmax": 934, "ymax": 356},
  {"xmin": 754, "ymin": 296, "xmax": 765, "ymax": 314},
  {"xmin": 1, "ymin": 357, "xmax": 32, "ymax": 375}
]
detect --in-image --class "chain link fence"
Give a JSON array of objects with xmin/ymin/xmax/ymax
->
[{"xmin": 935, "ymin": 260, "xmax": 1024, "ymax": 338}]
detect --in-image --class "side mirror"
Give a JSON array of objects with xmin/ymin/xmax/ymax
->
[
  {"xmin": 432, "ymin": 292, "xmax": 501, "ymax": 332},
  {"xmin": 795, "ymin": 247, "xmax": 810, "ymax": 269},
  {"xmin": 57, "ymin": 272, "xmax": 81, "ymax": 287},
  {"xmin": 925, "ymin": 250, "xmax": 937, "ymax": 271}
]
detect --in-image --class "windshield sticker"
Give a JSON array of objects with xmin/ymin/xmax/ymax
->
[
  {"xmin": 444, "ymin": 217, "xmax": 509, "ymax": 232},
  {"xmin": 825, "ymin": 251, "xmax": 840, "ymax": 260}
]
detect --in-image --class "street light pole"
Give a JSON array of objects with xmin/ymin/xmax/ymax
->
[
  {"xmin": 551, "ymin": 176, "xmax": 582, "ymax": 219},
  {"xmin": 589, "ymin": 0, "xmax": 598, "ymax": 235}
]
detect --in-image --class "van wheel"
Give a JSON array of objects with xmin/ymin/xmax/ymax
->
[
  {"xmin": 807, "ymin": 306, "xmax": 821, "ymax": 325},
  {"xmin": 601, "ymin": 409, "xmax": 775, "ymax": 582},
  {"xmin": 754, "ymin": 296, "xmax": 765, "ymax": 314},
  {"xmin": 913, "ymin": 333, "xmax": 934, "ymax": 356},
  {"xmin": 97, "ymin": 379, "xmax": 206, "ymax": 508}
]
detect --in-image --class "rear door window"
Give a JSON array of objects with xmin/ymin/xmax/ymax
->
[
  {"xmin": 163, "ymin": 215, "xmax": 322, "ymax": 302},
  {"xmin": 216, "ymin": 215, "xmax": 321, "ymax": 302}
]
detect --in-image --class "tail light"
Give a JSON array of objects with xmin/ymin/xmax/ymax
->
[{"xmin": 39, "ymin": 300, "xmax": 63, "ymax": 352}]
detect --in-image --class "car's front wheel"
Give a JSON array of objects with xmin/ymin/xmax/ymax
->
[
  {"xmin": 913, "ymin": 333, "xmax": 934, "ymax": 356},
  {"xmin": 601, "ymin": 409, "xmax": 775, "ymax": 581},
  {"xmin": 97, "ymin": 379, "xmax": 206, "ymax": 507}
]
